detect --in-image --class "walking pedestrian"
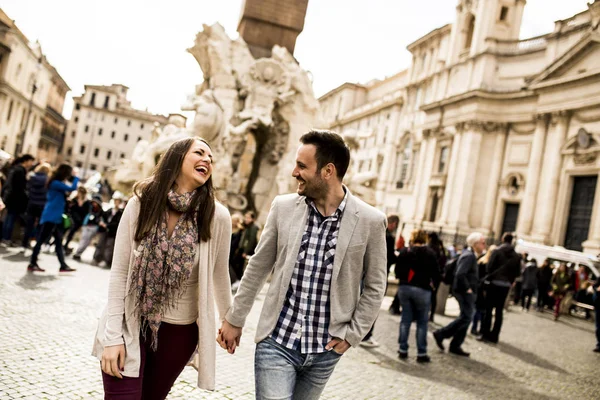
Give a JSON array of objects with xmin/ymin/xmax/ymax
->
[
  {"xmin": 537, "ymin": 259, "xmax": 553, "ymax": 311},
  {"xmin": 63, "ymin": 186, "xmax": 90, "ymax": 254},
  {"xmin": 92, "ymin": 192, "xmax": 125, "ymax": 268},
  {"xmin": 361, "ymin": 214, "xmax": 399, "ymax": 347},
  {"xmin": 93, "ymin": 137, "xmax": 233, "ymax": 396},
  {"xmin": 218, "ymin": 130, "xmax": 387, "ymax": 400},
  {"xmin": 21, "ymin": 162, "xmax": 51, "ymax": 250},
  {"xmin": 1, "ymin": 154, "xmax": 35, "ymax": 245},
  {"xmin": 396, "ymin": 229, "xmax": 441, "ymax": 362},
  {"xmin": 592, "ymin": 278, "xmax": 600, "ymax": 353},
  {"xmin": 472, "ymin": 245, "xmax": 496, "ymax": 335},
  {"xmin": 478, "ymin": 233, "xmax": 521, "ymax": 344},
  {"xmin": 72, "ymin": 195, "xmax": 105, "ymax": 261},
  {"xmin": 237, "ymin": 210, "xmax": 259, "ymax": 279},
  {"xmin": 433, "ymin": 232, "xmax": 486, "ymax": 357},
  {"xmin": 521, "ymin": 258, "xmax": 538, "ymax": 311},
  {"xmin": 229, "ymin": 213, "xmax": 244, "ymax": 285},
  {"xmin": 551, "ymin": 263, "xmax": 571, "ymax": 321},
  {"xmin": 427, "ymin": 232, "xmax": 446, "ymax": 322},
  {"xmin": 26, "ymin": 164, "xmax": 79, "ymax": 273}
]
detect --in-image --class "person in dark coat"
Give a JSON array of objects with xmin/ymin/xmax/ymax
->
[
  {"xmin": 427, "ymin": 232, "xmax": 446, "ymax": 322},
  {"xmin": 521, "ymin": 258, "xmax": 538, "ymax": 311},
  {"xmin": 362, "ymin": 214, "xmax": 399, "ymax": 347},
  {"xmin": 396, "ymin": 229, "xmax": 441, "ymax": 362},
  {"xmin": 235, "ymin": 211, "xmax": 259, "ymax": 280},
  {"xmin": 472, "ymin": 245, "xmax": 496, "ymax": 335},
  {"xmin": 592, "ymin": 277, "xmax": 600, "ymax": 353},
  {"xmin": 478, "ymin": 233, "xmax": 521, "ymax": 344},
  {"xmin": 229, "ymin": 213, "xmax": 245, "ymax": 284},
  {"xmin": 63, "ymin": 186, "xmax": 90, "ymax": 253},
  {"xmin": 21, "ymin": 163, "xmax": 51, "ymax": 250},
  {"xmin": 536, "ymin": 259, "xmax": 553, "ymax": 311},
  {"xmin": 93, "ymin": 192, "xmax": 124, "ymax": 267},
  {"xmin": 434, "ymin": 232, "xmax": 487, "ymax": 357},
  {"xmin": 1, "ymin": 154, "xmax": 35, "ymax": 244}
]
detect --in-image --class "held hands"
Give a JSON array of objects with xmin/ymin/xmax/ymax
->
[
  {"xmin": 325, "ymin": 337, "xmax": 350, "ymax": 355},
  {"xmin": 216, "ymin": 320, "xmax": 242, "ymax": 354},
  {"xmin": 101, "ymin": 344, "xmax": 125, "ymax": 379}
]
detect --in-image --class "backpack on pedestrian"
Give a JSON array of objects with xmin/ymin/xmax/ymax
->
[{"xmin": 442, "ymin": 257, "xmax": 458, "ymax": 285}]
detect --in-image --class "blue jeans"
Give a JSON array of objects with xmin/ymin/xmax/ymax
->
[
  {"xmin": 255, "ymin": 337, "xmax": 342, "ymax": 400},
  {"xmin": 2, "ymin": 209, "xmax": 19, "ymax": 241},
  {"xmin": 438, "ymin": 292, "xmax": 476, "ymax": 350},
  {"xmin": 398, "ymin": 285, "xmax": 431, "ymax": 356}
]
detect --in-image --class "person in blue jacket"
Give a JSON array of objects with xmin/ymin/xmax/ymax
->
[{"xmin": 27, "ymin": 164, "xmax": 79, "ymax": 273}]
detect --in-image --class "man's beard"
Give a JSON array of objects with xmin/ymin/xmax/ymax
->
[{"xmin": 300, "ymin": 175, "xmax": 327, "ymax": 200}]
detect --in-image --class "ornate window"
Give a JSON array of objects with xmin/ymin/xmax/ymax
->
[
  {"xmin": 464, "ymin": 14, "xmax": 475, "ymax": 50},
  {"xmin": 395, "ymin": 138, "xmax": 413, "ymax": 189},
  {"xmin": 438, "ymin": 146, "xmax": 449, "ymax": 173}
]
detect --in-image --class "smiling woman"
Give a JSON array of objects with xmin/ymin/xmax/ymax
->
[{"xmin": 92, "ymin": 137, "xmax": 233, "ymax": 397}]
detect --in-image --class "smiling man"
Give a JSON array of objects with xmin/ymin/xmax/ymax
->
[{"xmin": 218, "ymin": 130, "xmax": 388, "ymax": 399}]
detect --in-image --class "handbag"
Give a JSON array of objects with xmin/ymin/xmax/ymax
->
[{"xmin": 62, "ymin": 214, "xmax": 73, "ymax": 230}]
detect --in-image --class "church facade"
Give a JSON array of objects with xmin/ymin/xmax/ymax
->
[{"xmin": 319, "ymin": 0, "xmax": 600, "ymax": 254}]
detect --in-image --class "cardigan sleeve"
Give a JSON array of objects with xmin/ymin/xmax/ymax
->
[
  {"xmin": 103, "ymin": 197, "xmax": 139, "ymax": 347},
  {"xmin": 212, "ymin": 204, "xmax": 233, "ymax": 321}
]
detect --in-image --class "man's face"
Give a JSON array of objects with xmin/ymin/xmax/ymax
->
[
  {"xmin": 23, "ymin": 160, "xmax": 34, "ymax": 170},
  {"xmin": 388, "ymin": 221, "xmax": 398, "ymax": 232},
  {"xmin": 291, "ymin": 144, "xmax": 327, "ymax": 199},
  {"xmin": 474, "ymin": 237, "xmax": 487, "ymax": 254},
  {"xmin": 244, "ymin": 212, "xmax": 254, "ymax": 225}
]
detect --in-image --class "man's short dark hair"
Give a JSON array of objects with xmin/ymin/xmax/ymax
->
[
  {"xmin": 16, "ymin": 154, "xmax": 34, "ymax": 164},
  {"xmin": 387, "ymin": 214, "xmax": 400, "ymax": 225},
  {"xmin": 245, "ymin": 211, "xmax": 256, "ymax": 219},
  {"xmin": 299, "ymin": 130, "xmax": 350, "ymax": 180},
  {"xmin": 502, "ymin": 233, "xmax": 514, "ymax": 244}
]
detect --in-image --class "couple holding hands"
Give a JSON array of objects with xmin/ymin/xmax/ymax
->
[{"xmin": 92, "ymin": 130, "xmax": 388, "ymax": 400}]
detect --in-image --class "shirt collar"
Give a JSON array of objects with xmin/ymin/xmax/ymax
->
[{"xmin": 306, "ymin": 187, "xmax": 348, "ymax": 219}]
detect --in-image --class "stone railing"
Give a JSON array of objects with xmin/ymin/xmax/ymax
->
[{"xmin": 488, "ymin": 36, "xmax": 548, "ymax": 55}]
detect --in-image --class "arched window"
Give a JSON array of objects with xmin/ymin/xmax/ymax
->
[{"xmin": 464, "ymin": 14, "xmax": 475, "ymax": 50}]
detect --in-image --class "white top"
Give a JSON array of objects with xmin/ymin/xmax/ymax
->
[
  {"xmin": 163, "ymin": 251, "xmax": 200, "ymax": 325},
  {"xmin": 92, "ymin": 196, "xmax": 233, "ymax": 391}
]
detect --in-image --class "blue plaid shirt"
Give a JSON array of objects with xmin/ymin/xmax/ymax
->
[{"xmin": 271, "ymin": 190, "xmax": 348, "ymax": 354}]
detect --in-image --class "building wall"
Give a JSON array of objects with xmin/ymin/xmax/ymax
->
[
  {"xmin": 62, "ymin": 85, "xmax": 167, "ymax": 177},
  {"xmin": 319, "ymin": 1, "xmax": 600, "ymax": 254}
]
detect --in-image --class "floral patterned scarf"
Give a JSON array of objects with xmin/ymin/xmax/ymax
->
[{"xmin": 129, "ymin": 189, "xmax": 198, "ymax": 350}]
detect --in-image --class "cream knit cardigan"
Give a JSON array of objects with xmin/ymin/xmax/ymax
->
[{"xmin": 92, "ymin": 196, "xmax": 232, "ymax": 391}]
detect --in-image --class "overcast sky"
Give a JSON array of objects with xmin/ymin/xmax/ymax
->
[{"xmin": 1, "ymin": 0, "xmax": 592, "ymax": 120}]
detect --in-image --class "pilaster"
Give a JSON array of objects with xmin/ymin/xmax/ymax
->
[
  {"xmin": 517, "ymin": 114, "xmax": 549, "ymax": 238},
  {"xmin": 530, "ymin": 111, "xmax": 571, "ymax": 243}
]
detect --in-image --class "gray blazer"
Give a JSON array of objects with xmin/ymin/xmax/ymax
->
[{"xmin": 225, "ymin": 190, "xmax": 388, "ymax": 347}]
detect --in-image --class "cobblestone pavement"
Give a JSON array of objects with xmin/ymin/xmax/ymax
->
[{"xmin": 1, "ymin": 244, "xmax": 599, "ymax": 399}]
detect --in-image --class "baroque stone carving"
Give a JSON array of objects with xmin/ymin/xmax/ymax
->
[
  {"xmin": 111, "ymin": 23, "xmax": 321, "ymax": 219},
  {"xmin": 574, "ymin": 152, "xmax": 597, "ymax": 165}
]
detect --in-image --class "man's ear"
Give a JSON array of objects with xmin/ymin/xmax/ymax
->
[{"xmin": 322, "ymin": 163, "xmax": 336, "ymax": 180}]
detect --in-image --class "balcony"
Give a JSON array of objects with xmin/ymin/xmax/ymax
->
[{"xmin": 486, "ymin": 36, "xmax": 547, "ymax": 56}]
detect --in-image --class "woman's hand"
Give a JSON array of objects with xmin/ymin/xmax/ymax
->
[{"xmin": 101, "ymin": 344, "xmax": 126, "ymax": 379}]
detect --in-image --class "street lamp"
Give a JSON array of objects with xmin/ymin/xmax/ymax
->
[{"xmin": 16, "ymin": 57, "xmax": 42, "ymax": 156}]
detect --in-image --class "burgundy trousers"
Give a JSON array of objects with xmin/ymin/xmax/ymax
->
[{"xmin": 102, "ymin": 322, "xmax": 198, "ymax": 400}]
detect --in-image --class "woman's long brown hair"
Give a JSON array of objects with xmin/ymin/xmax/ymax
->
[{"xmin": 133, "ymin": 137, "xmax": 216, "ymax": 242}]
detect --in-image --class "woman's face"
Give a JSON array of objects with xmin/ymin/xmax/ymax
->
[{"xmin": 179, "ymin": 140, "xmax": 213, "ymax": 190}]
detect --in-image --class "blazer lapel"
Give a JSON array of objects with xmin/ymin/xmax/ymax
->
[
  {"xmin": 285, "ymin": 197, "xmax": 309, "ymax": 266},
  {"xmin": 332, "ymin": 194, "xmax": 359, "ymax": 282}
]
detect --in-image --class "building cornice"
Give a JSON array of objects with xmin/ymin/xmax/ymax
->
[
  {"xmin": 406, "ymin": 24, "xmax": 452, "ymax": 52},
  {"xmin": 74, "ymin": 100, "xmax": 168, "ymax": 123},
  {"xmin": 318, "ymin": 82, "xmax": 366, "ymax": 102},
  {"xmin": 332, "ymin": 91, "xmax": 404, "ymax": 126}
]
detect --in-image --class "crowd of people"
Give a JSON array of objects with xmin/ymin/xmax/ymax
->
[
  {"xmin": 383, "ymin": 227, "xmax": 600, "ymax": 361},
  {"xmin": 0, "ymin": 154, "xmax": 126, "ymax": 273}
]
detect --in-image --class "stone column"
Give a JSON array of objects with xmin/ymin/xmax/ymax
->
[
  {"xmin": 530, "ymin": 111, "xmax": 571, "ymax": 243},
  {"xmin": 414, "ymin": 135, "xmax": 437, "ymax": 222},
  {"xmin": 517, "ymin": 114, "xmax": 549, "ymax": 237},
  {"xmin": 440, "ymin": 129, "xmax": 462, "ymax": 224},
  {"xmin": 447, "ymin": 123, "xmax": 483, "ymax": 227},
  {"xmin": 481, "ymin": 125, "xmax": 508, "ymax": 233}
]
